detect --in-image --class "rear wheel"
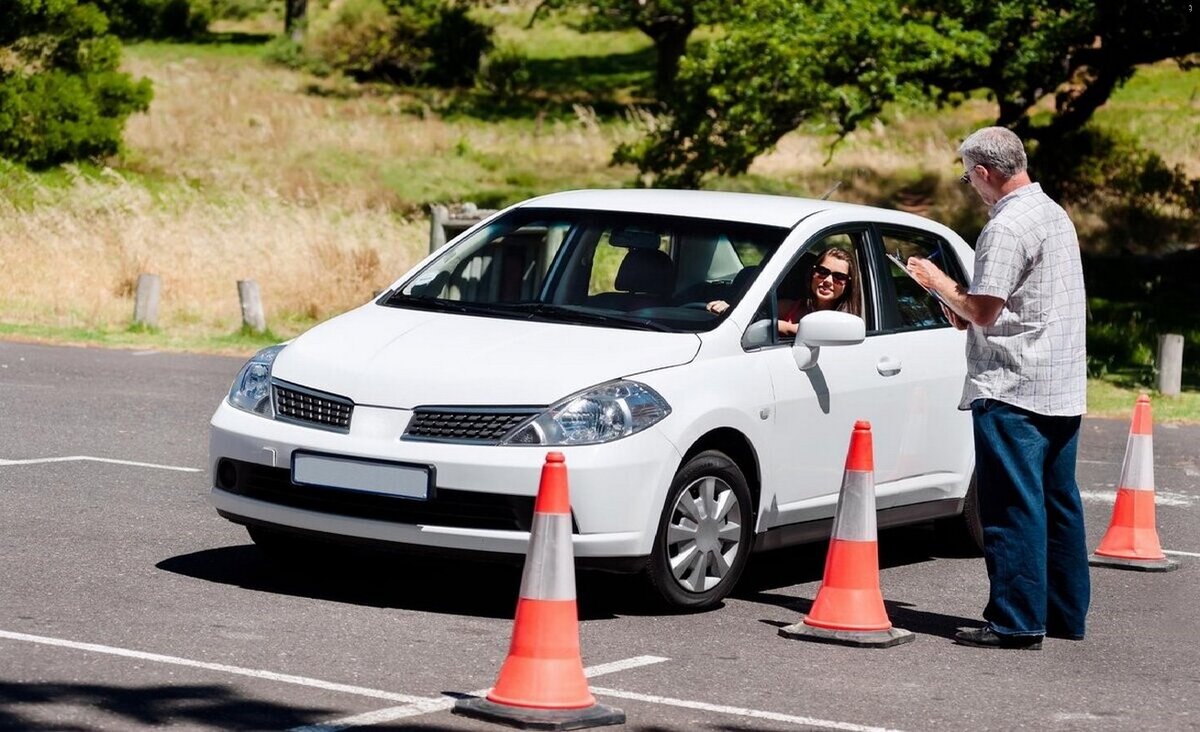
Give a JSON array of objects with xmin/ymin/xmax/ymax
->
[
  {"xmin": 646, "ymin": 450, "xmax": 754, "ymax": 610},
  {"xmin": 935, "ymin": 473, "xmax": 984, "ymax": 555}
]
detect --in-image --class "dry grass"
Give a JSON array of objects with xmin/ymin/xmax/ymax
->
[{"xmin": 0, "ymin": 168, "xmax": 426, "ymax": 338}]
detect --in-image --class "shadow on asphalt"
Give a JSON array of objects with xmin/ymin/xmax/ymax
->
[
  {"xmin": 735, "ymin": 523, "xmax": 980, "ymax": 640},
  {"xmin": 0, "ymin": 681, "xmax": 348, "ymax": 731},
  {"xmin": 155, "ymin": 544, "xmax": 663, "ymax": 620},
  {"xmin": 157, "ymin": 523, "xmax": 981, "ymax": 624}
]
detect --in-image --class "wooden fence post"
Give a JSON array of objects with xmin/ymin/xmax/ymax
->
[
  {"xmin": 133, "ymin": 273, "xmax": 161, "ymax": 328},
  {"xmin": 1157, "ymin": 333, "xmax": 1184, "ymax": 397},
  {"xmin": 429, "ymin": 204, "xmax": 449, "ymax": 254},
  {"xmin": 238, "ymin": 280, "xmax": 267, "ymax": 333}
]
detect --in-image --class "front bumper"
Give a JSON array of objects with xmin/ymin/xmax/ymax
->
[{"xmin": 209, "ymin": 400, "xmax": 682, "ymax": 558}]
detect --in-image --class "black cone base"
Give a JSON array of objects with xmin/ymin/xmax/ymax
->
[
  {"xmin": 779, "ymin": 620, "xmax": 915, "ymax": 648},
  {"xmin": 453, "ymin": 697, "xmax": 625, "ymax": 730},
  {"xmin": 1089, "ymin": 553, "xmax": 1180, "ymax": 572}
]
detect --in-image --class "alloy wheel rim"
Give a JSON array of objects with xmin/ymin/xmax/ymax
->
[{"xmin": 665, "ymin": 475, "xmax": 743, "ymax": 593}]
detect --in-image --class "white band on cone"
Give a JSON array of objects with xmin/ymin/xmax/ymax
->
[
  {"xmin": 830, "ymin": 470, "xmax": 877, "ymax": 542},
  {"xmin": 1119, "ymin": 434, "xmax": 1155, "ymax": 491},
  {"xmin": 519, "ymin": 512, "xmax": 576, "ymax": 601}
]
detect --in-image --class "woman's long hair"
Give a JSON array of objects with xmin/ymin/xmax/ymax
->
[{"xmin": 802, "ymin": 247, "xmax": 861, "ymax": 316}]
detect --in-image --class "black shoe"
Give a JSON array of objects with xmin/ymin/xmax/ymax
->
[{"xmin": 954, "ymin": 627, "xmax": 1042, "ymax": 650}]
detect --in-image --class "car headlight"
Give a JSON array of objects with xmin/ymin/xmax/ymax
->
[
  {"xmin": 227, "ymin": 345, "xmax": 286, "ymax": 417},
  {"xmin": 503, "ymin": 380, "xmax": 671, "ymax": 446}
]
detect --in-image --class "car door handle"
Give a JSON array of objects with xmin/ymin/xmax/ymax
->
[{"xmin": 876, "ymin": 356, "xmax": 902, "ymax": 376}]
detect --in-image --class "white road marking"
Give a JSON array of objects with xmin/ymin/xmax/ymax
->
[
  {"xmin": 290, "ymin": 656, "xmax": 671, "ymax": 732},
  {"xmin": 0, "ymin": 630, "xmax": 427, "ymax": 704},
  {"xmin": 0, "ymin": 455, "xmax": 200, "ymax": 473},
  {"xmin": 591, "ymin": 687, "xmax": 906, "ymax": 732},
  {"xmin": 1164, "ymin": 549, "xmax": 1200, "ymax": 558},
  {"xmin": 1079, "ymin": 490, "xmax": 1195, "ymax": 507},
  {"xmin": 583, "ymin": 654, "xmax": 669, "ymax": 677}
]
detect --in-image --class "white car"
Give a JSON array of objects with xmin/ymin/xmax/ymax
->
[{"xmin": 210, "ymin": 189, "xmax": 979, "ymax": 609}]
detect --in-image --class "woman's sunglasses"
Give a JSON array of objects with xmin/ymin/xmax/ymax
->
[{"xmin": 813, "ymin": 264, "xmax": 851, "ymax": 285}]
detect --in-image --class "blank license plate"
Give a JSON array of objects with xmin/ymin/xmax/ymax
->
[{"xmin": 292, "ymin": 453, "xmax": 430, "ymax": 500}]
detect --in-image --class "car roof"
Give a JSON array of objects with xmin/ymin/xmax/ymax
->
[{"xmin": 515, "ymin": 188, "xmax": 885, "ymax": 230}]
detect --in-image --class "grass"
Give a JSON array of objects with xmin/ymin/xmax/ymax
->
[
  {"xmin": 2, "ymin": 5, "xmax": 1198, "ymax": 417},
  {"xmin": 1085, "ymin": 379, "xmax": 1200, "ymax": 423}
]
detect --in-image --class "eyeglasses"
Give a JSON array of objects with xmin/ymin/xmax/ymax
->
[
  {"xmin": 813, "ymin": 264, "xmax": 850, "ymax": 285},
  {"xmin": 959, "ymin": 170, "xmax": 971, "ymax": 184}
]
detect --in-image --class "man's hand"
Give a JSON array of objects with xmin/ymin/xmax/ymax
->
[{"xmin": 906, "ymin": 256, "xmax": 951, "ymax": 292}]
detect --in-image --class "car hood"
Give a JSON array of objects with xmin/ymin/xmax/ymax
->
[{"xmin": 271, "ymin": 303, "xmax": 701, "ymax": 408}]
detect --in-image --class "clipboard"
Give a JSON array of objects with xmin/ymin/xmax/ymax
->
[{"xmin": 885, "ymin": 251, "xmax": 945, "ymax": 305}]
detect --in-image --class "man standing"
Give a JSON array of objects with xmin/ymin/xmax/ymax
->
[{"xmin": 907, "ymin": 126, "xmax": 1089, "ymax": 650}]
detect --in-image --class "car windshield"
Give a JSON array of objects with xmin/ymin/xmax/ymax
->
[{"xmin": 384, "ymin": 208, "xmax": 789, "ymax": 333}]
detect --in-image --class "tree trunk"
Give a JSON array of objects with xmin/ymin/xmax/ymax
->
[
  {"xmin": 650, "ymin": 22, "xmax": 692, "ymax": 102},
  {"xmin": 285, "ymin": 0, "xmax": 307, "ymax": 42}
]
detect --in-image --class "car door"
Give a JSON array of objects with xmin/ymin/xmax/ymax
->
[
  {"xmin": 750, "ymin": 225, "xmax": 909, "ymax": 530},
  {"xmin": 865, "ymin": 223, "xmax": 975, "ymax": 506}
]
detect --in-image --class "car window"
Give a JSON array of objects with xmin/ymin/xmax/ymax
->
[
  {"xmin": 749, "ymin": 229, "xmax": 869, "ymax": 347},
  {"xmin": 392, "ymin": 208, "xmax": 789, "ymax": 333},
  {"xmin": 879, "ymin": 227, "xmax": 966, "ymax": 331}
]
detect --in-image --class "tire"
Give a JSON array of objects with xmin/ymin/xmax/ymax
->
[
  {"xmin": 935, "ymin": 472, "xmax": 984, "ymax": 556},
  {"xmin": 646, "ymin": 450, "xmax": 754, "ymax": 610}
]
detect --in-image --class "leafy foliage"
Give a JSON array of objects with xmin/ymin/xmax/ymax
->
[
  {"xmin": 615, "ymin": 0, "xmax": 988, "ymax": 187},
  {"xmin": 93, "ymin": 0, "xmax": 211, "ymax": 38},
  {"xmin": 302, "ymin": 0, "xmax": 492, "ymax": 86},
  {"xmin": 0, "ymin": 0, "xmax": 153, "ymax": 168},
  {"xmin": 619, "ymin": 0, "xmax": 1199, "ymax": 191}
]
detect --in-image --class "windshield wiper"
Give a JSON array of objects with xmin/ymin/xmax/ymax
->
[
  {"xmin": 518, "ymin": 303, "xmax": 675, "ymax": 332},
  {"xmin": 383, "ymin": 293, "xmax": 483, "ymax": 315},
  {"xmin": 384, "ymin": 296, "xmax": 674, "ymax": 332}
]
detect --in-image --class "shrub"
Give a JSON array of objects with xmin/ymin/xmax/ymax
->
[
  {"xmin": 1031, "ymin": 127, "xmax": 1200, "ymax": 255},
  {"xmin": 94, "ymin": 0, "xmax": 211, "ymax": 38},
  {"xmin": 476, "ymin": 43, "xmax": 533, "ymax": 100},
  {"xmin": 301, "ymin": 0, "xmax": 492, "ymax": 87},
  {"xmin": 0, "ymin": 0, "xmax": 153, "ymax": 168}
]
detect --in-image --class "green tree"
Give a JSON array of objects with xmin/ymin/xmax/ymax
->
[
  {"xmin": 532, "ymin": 0, "xmax": 729, "ymax": 101},
  {"xmin": 619, "ymin": 0, "xmax": 1199, "ymax": 188},
  {"xmin": 0, "ymin": 0, "xmax": 153, "ymax": 168},
  {"xmin": 616, "ymin": 0, "xmax": 988, "ymax": 186}
]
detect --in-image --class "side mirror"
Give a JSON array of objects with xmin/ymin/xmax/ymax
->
[
  {"xmin": 792, "ymin": 311, "xmax": 865, "ymax": 369},
  {"xmin": 740, "ymin": 319, "xmax": 774, "ymax": 350}
]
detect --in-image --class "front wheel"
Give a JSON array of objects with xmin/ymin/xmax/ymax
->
[{"xmin": 646, "ymin": 450, "xmax": 754, "ymax": 610}]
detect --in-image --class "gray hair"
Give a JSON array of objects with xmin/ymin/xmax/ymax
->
[{"xmin": 958, "ymin": 126, "xmax": 1027, "ymax": 178}]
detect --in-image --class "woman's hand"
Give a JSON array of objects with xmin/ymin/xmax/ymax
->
[
  {"xmin": 706, "ymin": 300, "xmax": 730, "ymax": 314},
  {"xmin": 778, "ymin": 320, "xmax": 798, "ymax": 337}
]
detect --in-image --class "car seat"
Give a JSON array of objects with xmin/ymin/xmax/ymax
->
[{"xmin": 589, "ymin": 248, "xmax": 673, "ymax": 311}]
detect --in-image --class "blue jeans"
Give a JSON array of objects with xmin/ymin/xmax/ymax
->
[{"xmin": 972, "ymin": 399, "xmax": 1090, "ymax": 638}]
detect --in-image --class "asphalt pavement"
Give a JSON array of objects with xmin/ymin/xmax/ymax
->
[{"xmin": 1, "ymin": 339, "xmax": 1198, "ymax": 731}]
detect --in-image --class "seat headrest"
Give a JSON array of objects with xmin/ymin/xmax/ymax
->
[{"xmin": 614, "ymin": 248, "xmax": 672, "ymax": 295}]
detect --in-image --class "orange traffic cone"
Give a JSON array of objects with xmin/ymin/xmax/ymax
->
[
  {"xmin": 453, "ymin": 452, "xmax": 625, "ymax": 730},
  {"xmin": 779, "ymin": 421, "xmax": 914, "ymax": 647},
  {"xmin": 1090, "ymin": 394, "xmax": 1180, "ymax": 572}
]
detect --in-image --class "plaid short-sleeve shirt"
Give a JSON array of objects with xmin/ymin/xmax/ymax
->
[{"xmin": 961, "ymin": 183, "xmax": 1087, "ymax": 416}]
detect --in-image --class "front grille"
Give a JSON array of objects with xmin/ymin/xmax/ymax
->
[
  {"xmin": 404, "ymin": 408, "xmax": 537, "ymax": 444},
  {"xmin": 274, "ymin": 381, "xmax": 353, "ymax": 432},
  {"xmin": 220, "ymin": 460, "xmax": 539, "ymax": 532}
]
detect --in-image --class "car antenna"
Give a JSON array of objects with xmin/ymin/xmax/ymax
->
[{"xmin": 819, "ymin": 181, "xmax": 843, "ymax": 200}]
